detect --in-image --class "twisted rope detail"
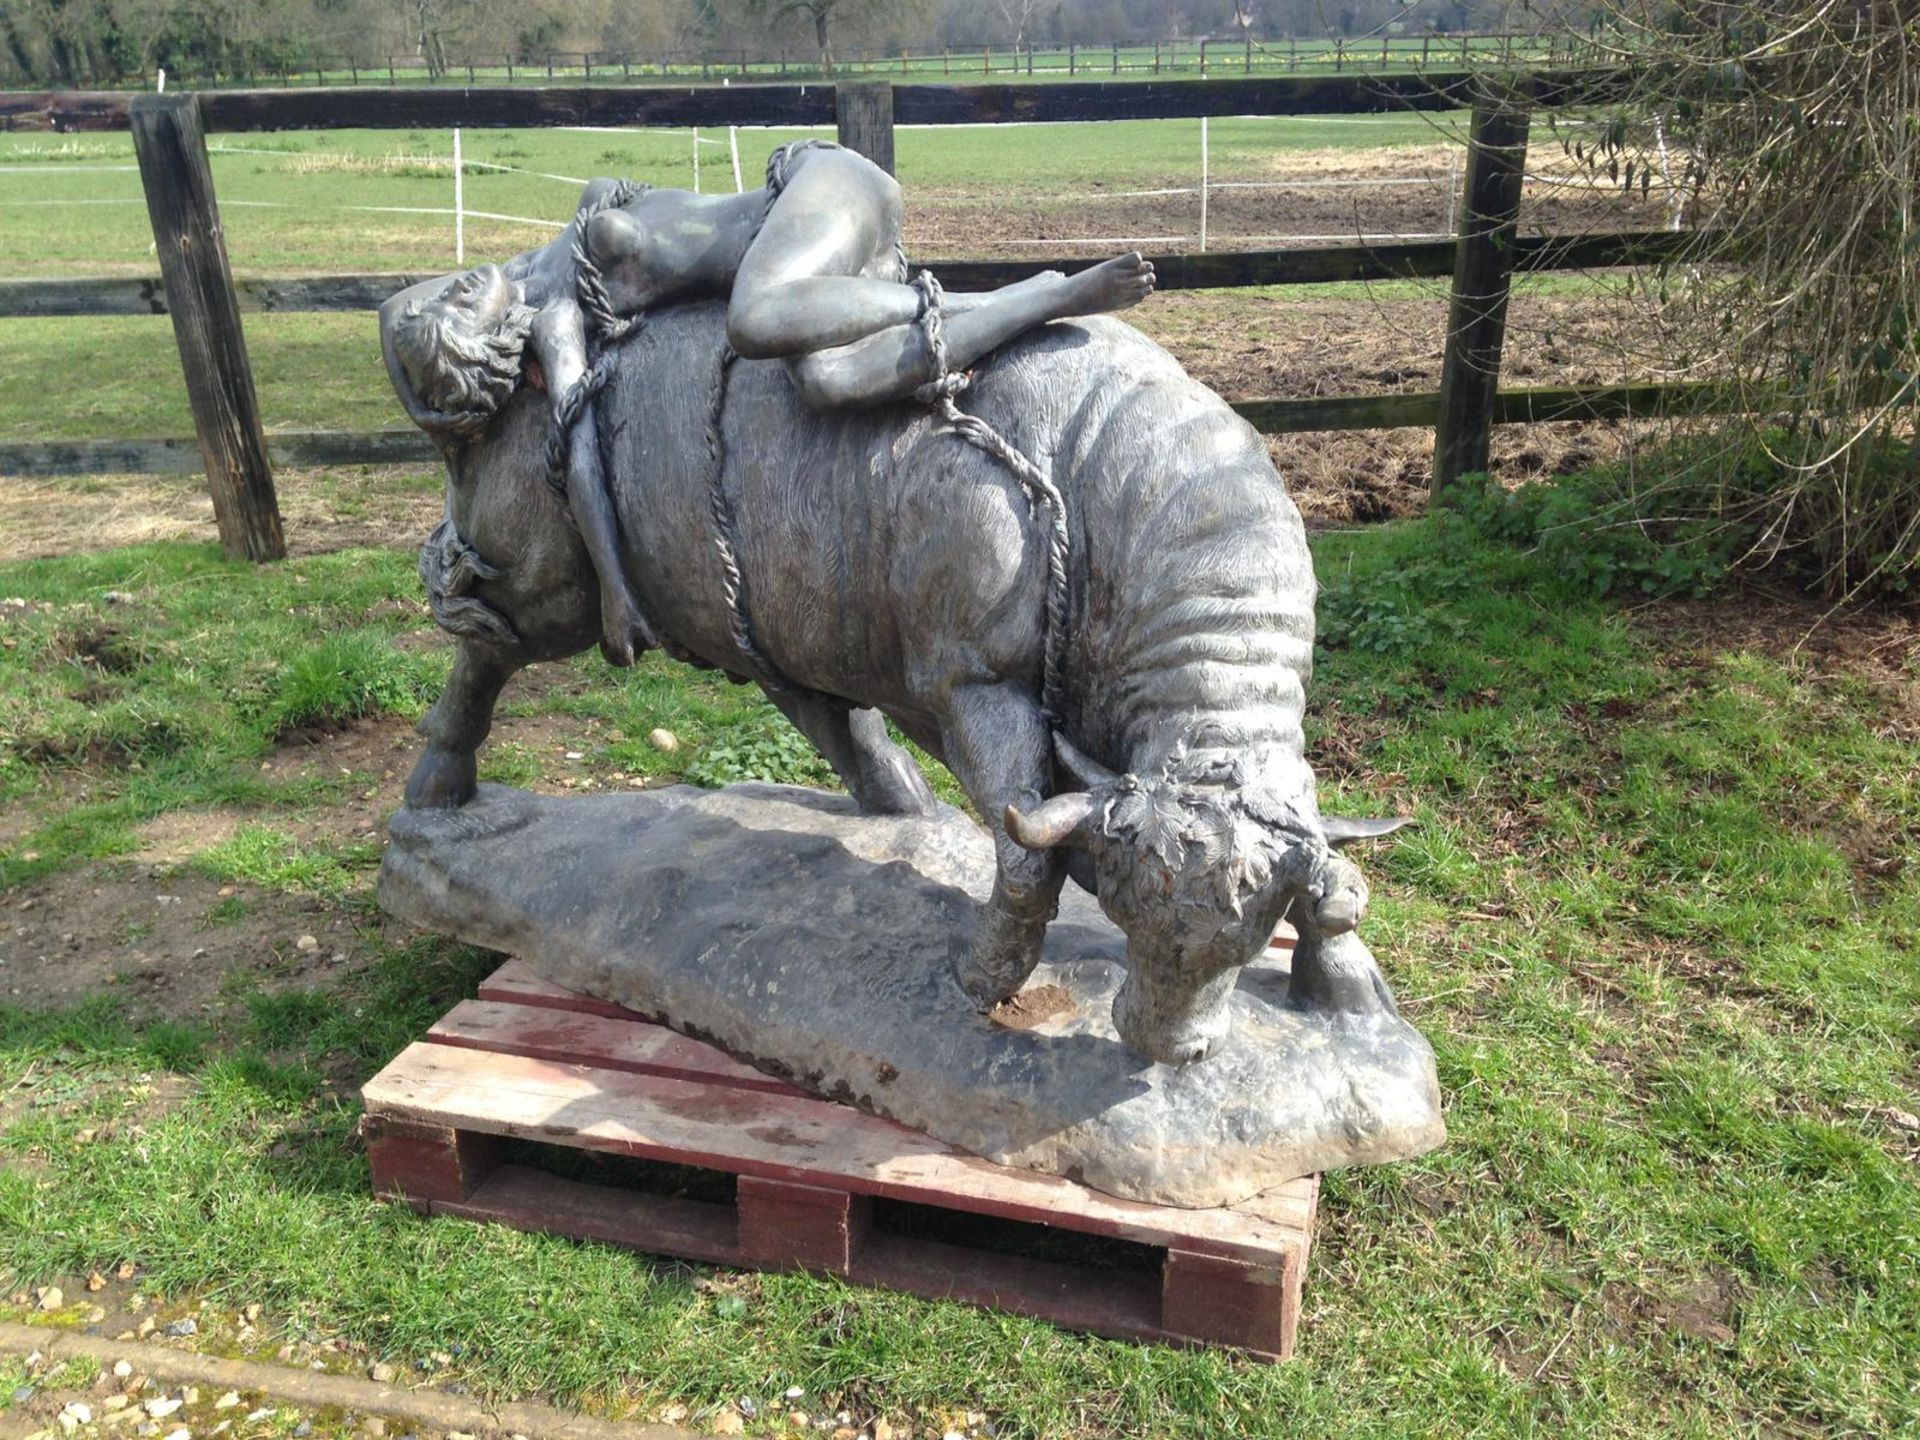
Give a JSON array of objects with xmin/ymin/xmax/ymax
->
[
  {"xmin": 702, "ymin": 345, "xmax": 802, "ymax": 696},
  {"xmin": 543, "ymin": 180, "xmax": 649, "ymax": 498},
  {"xmin": 910, "ymin": 270, "xmax": 1071, "ymax": 722}
]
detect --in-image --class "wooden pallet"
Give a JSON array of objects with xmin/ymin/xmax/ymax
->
[{"xmin": 361, "ymin": 958, "xmax": 1318, "ymax": 1360}]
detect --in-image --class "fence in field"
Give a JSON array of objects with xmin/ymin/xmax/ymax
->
[
  {"xmin": 10, "ymin": 32, "xmax": 1603, "ymax": 92},
  {"xmin": 0, "ymin": 70, "xmax": 1720, "ymax": 563}
]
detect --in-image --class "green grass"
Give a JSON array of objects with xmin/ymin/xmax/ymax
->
[
  {"xmin": 0, "ymin": 541, "xmax": 876, "ymax": 888},
  {"xmin": 0, "ymin": 110, "xmax": 1474, "ymax": 445},
  {"xmin": 0, "ymin": 114, "xmax": 1455, "ymax": 278},
  {"xmin": 1, "ymin": 516, "xmax": 1915, "ymax": 1438}
]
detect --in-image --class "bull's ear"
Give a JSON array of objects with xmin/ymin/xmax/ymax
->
[
  {"xmin": 1052, "ymin": 733, "xmax": 1120, "ymax": 790},
  {"xmin": 1005, "ymin": 793, "xmax": 1097, "ymax": 851},
  {"xmin": 1323, "ymin": 815, "xmax": 1416, "ymax": 848}
]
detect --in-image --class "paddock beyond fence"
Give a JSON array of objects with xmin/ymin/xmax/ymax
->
[{"xmin": 0, "ymin": 69, "xmax": 1723, "ymax": 563}]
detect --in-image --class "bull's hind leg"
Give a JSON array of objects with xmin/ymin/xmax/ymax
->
[
  {"xmin": 405, "ymin": 643, "xmax": 520, "ymax": 810},
  {"xmin": 943, "ymin": 682, "xmax": 1067, "ymax": 1008},
  {"xmin": 768, "ymin": 692, "xmax": 937, "ymax": 816}
]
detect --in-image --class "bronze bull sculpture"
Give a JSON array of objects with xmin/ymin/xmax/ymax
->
[{"xmin": 388, "ymin": 298, "xmax": 1409, "ymax": 1064}]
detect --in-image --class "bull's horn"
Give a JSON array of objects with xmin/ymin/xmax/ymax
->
[
  {"xmin": 1052, "ymin": 733, "xmax": 1120, "ymax": 790},
  {"xmin": 1322, "ymin": 815, "xmax": 1416, "ymax": 848},
  {"xmin": 1004, "ymin": 793, "xmax": 1097, "ymax": 851}
]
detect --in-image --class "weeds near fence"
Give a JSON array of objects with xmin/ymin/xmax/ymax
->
[{"xmin": 1552, "ymin": 0, "xmax": 1920, "ymax": 598}]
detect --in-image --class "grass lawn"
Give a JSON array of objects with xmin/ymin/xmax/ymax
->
[
  {"xmin": 1, "ymin": 506, "xmax": 1915, "ymax": 1438},
  {"xmin": 0, "ymin": 114, "xmax": 1457, "ymax": 277}
]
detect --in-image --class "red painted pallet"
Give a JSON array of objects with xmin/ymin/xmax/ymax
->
[{"xmin": 361, "ymin": 951, "xmax": 1318, "ymax": 1361}]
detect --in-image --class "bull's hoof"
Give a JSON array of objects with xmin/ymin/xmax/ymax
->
[
  {"xmin": 1288, "ymin": 930, "xmax": 1399, "ymax": 1016},
  {"xmin": 404, "ymin": 747, "xmax": 477, "ymax": 810},
  {"xmin": 956, "ymin": 918, "xmax": 1044, "ymax": 1011},
  {"xmin": 955, "ymin": 954, "xmax": 1023, "ymax": 1011}
]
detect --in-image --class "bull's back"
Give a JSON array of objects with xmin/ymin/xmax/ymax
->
[
  {"xmin": 599, "ymin": 304, "xmax": 1054, "ymax": 721},
  {"xmin": 594, "ymin": 303, "xmax": 1310, "ymax": 749}
]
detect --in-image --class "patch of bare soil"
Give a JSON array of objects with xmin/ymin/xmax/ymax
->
[
  {"xmin": 908, "ymin": 146, "xmax": 1668, "ymax": 253},
  {"xmin": 1133, "ymin": 282, "xmax": 1661, "ymax": 522},
  {"xmin": 0, "ymin": 467, "xmax": 444, "ymax": 564},
  {"xmin": 0, "ymin": 659, "xmax": 675, "ymax": 1030},
  {"xmin": 0, "ymin": 865, "xmax": 358, "ymax": 1023},
  {"xmin": 989, "ymin": 983, "xmax": 1075, "ymax": 1031},
  {"xmin": 0, "ymin": 716, "xmax": 421, "ymax": 1026},
  {"xmin": 1633, "ymin": 585, "xmax": 1920, "ymax": 732},
  {"xmin": 1601, "ymin": 1270, "xmax": 1744, "ymax": 1350}
]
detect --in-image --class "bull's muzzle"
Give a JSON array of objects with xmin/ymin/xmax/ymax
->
[{"xmin": 1112, "ymin": 964, "xmax": 1237, "ymax": 1066}]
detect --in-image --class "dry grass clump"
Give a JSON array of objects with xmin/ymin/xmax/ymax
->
[{"xmin": 1552, "ymin": 0, "xmax": 1920, "ymax": 598}]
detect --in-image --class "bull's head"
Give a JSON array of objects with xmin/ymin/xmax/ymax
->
[{"xmin": 1006, "ymin": 736, "xmax": 1408, "ymax": 1065}]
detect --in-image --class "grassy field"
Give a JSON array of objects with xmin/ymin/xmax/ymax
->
[
  {"xmin": 0, "ymin": 493, "xmax": 1915, "ymax": 1438},
  {"xmin": 0, "ymin": 113, "xmax": 1458, "ymax": 277},
  {"xmin": 0, "ymin": 112, "xmax": 1471, "ymax": 451}
]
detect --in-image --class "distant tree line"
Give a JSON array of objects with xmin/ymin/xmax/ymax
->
[{"xmin": 0, "ymin": 0, "xmax": 1546, "ymax": 87}]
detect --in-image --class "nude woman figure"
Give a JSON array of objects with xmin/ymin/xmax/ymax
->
[{"xmin": 382, "ymin": 140, "xmax": 1155, "ymax": 664}]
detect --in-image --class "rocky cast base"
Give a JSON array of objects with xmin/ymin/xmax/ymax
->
[{"xmin": 379, "ymin": 783, "xmax": 1445, "ymax": 1209}]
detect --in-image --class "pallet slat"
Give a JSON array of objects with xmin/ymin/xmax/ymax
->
[
  {"xmin": 430, "ymin": 998, "xmax": 808, "ymax": 1097},
  {"xmin": 477, "ymin": 957, "xmax": 652, "ymax": 1017}
]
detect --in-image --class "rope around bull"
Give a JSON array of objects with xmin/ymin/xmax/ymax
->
[
  {"xmin": 908, "ymin": 270, "xmax": 1070, "ymax": 723},
  {"xmin": 541, "ymin": 181, "xmax": 1069, "ymax": 718},
  {"xmin": 541, "ymin": 179, "xmax": 647, "ymax": 501}
]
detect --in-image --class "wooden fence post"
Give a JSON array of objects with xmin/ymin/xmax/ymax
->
[
  {"xmin": 1432, "ymin": 77, "xmax": 1532, "ymax": 495},
  {"xmin": 835, "ymin": 81, "xmax": 894, "ymax": 175},
  {"xmin": 129, "ymin": 93, "xmax": 284, "ymax": 563}
]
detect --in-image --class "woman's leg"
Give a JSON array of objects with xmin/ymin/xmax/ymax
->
[
  {"xmin": 727, "ymin": 275, "xmax": 923, "ymax": 359},
  {"xmin": 785, "ymin": 255, "xmax": 1156, "ymax": 410},
  {"xmin": 730, "ymin": 143, "xmax": 1152, "ymax": 409}
]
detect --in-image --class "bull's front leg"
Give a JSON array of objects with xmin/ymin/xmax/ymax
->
[
  {"xmin": 943, "ymin": 682, "xmax": 1068, "ymax": 1008},
  {"xmin": 1286, "ymin": 850, "xmax": 1399, "ymax": 1015},
  {"xmin": 405, "ymin": 642, "xmax": 520, "ymax": 809}
]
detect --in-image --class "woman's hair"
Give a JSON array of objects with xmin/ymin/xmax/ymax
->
[{"xmin": 390, "ymin": 278, "xmax": 537, "ymax": 437}]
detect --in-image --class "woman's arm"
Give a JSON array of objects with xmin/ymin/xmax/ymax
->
[{"xmin": 530, "ymin": 299, "xmax": 655, "ymax": 665}]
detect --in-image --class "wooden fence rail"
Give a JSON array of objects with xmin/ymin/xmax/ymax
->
[
  {"xmin": 0, "ymin": 69, "xmax": 1709, "ymax": 556},
  {"xmin": 0, "ymin": 385, "xmax": 1743, "ymax": 481},
  {"xmin": 0, "ymin": 233, "xmax": 1694, "ymax": 320},
  {"xmin": 0, "ymin": 68, "xmax": 1630, "ymax": 133}
]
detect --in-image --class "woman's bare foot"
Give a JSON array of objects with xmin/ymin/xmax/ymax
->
[{"xmin": 1054, "ymin": 253, "xmax": 1156, "ymax": 318}]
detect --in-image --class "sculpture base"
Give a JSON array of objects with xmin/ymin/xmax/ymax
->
[
  {"xmin": 379, "ymin": 783, "xmax": 1445, "ymax": 1209},
  {"xmin": 362, "ymin": 957, "xmax": 1318, "ymax": 1361}
]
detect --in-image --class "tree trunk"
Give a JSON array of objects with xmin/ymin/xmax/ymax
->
[
  {"xmin": 0, "ymin": 8, "xmax": 38, "ymax": 82},
  {"xmin": 815, "ymin": 10, "xmax": 833, "ymax": 73}
]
